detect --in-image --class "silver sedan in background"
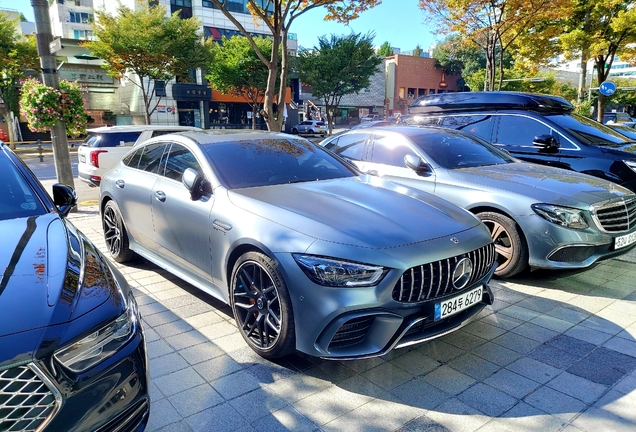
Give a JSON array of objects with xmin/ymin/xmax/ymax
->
[
  {"xmin": 321, "ymin": 126, "xmax": 636, "ymax": 278},
  {"xmin": 100, "ymin": 131, "xmax": 495, "ymax": 359}
]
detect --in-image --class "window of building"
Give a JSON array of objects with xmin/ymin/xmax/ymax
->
[
  {"xmin": 69, "ymin": 12, "xmax": 92, "ymax": 23},
  {"xmin": 407, "ymin": 88, "xmax": 416, "ymax": 99},
  {"xmin": 429, "ymin": 89, "xmax": 435, "ymax": 94},
  {"xmin": 418, "ymin": 89, "xmax": 426, "ymax": 97},
  {"xmin": 170, "ymin": 0, "xmax": 193, "ymax": 18},
  {"xmin": 204, "ymin": 27, "xmax": 267, "ymax": 42},
  {"xmin": 73, "ymin": 29, "xmax": 94, "ymax": 40},
  {"xmin": 399, "ymin": 87, "xmax": 405, "ymax": 98},
  {"xmin": 155, "ymin": 81, "xmax": 166, "ymax": 97}
]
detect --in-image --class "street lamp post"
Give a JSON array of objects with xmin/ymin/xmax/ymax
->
[{"xmin": 31, "ymin": 0, "xmax": 74, "ymax": 189}]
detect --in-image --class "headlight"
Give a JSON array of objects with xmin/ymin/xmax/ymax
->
[
  {"xmin": 624, "ymin": 160, "xmax": 636, "ymax": 173},
  {"xmin": 531, "ymin": 203, "xmax": 589, "ymax": 230},
  {"xmin": 54, "ymin": 296, "xmax": 138, "ymax": 373},
  {"xmin": 293, "ymin": 254, "xmax": 388, "ymax": 287}
]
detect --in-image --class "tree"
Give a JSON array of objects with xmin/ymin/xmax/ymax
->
[
  {"xmin": 377, "ymin": 41, "xmax": 393, "ymax": 56},
  {"xmin": 420, "ymin": 0, "xmax": 569, "ymax": 91},
  {"xmin": 299, "ymin": 32, "xmax": 382, "ymax": 134},
  {"xmin": 559, "ymin": 0, "xmax": 636, "ymax": 121},
  {"xmin": 433, "ymin": 35, "xmax": 487, "ymax": 89},
  {"xmin": 206, "ymin": 36, "xmax": 278, "ymax": 129},
  {"xmin": 0, "ymin": 13, "xmax": 40, "ymax": 143},
  {"xmin": 85, "ymin": 4, "xmax": 212, "ymax": 124},
  {"xmin": 204, "ymin": 0, "xmax": 381, "ymax": 132},
  {"xmin": 413, "ymin": 44, "xmax": 422, "ymax": 57}
]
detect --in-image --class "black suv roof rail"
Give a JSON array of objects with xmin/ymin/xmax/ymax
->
[{"xmin": 409, "ymin": 91, "xmax": 574, "ymax": 114}]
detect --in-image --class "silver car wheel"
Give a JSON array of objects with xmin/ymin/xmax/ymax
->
[
  {"xmin": 231, "ymin": 252, "xmax": 295, "ymax": 358},
  {"xmin": 102, "ymin": 201, "xmax": 135, "ymax": 263},
  {"xmin": 477, "ymin": 211, "xmax": 528, "ymax": 278}
]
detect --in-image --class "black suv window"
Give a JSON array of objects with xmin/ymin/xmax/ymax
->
[
  {"xmin": 138, "ymin": 143, "xmax": 168, "ymax": 174},
  {"xmin": 327, "ymin": 132, "xmax": 368, "ymax": 160},
  {"xmin": 370, "ymin": 134, "xmax": 416, "ymax": 167},
  {"xmin": 164, "ymin": 144, "xmax": 201, "ymax": 182},
  {"xmin": 83, "ymin": 132, "xmax": 142, "ymax": 148},
  {"xmin": 547, "ymin": 113, "xmax": 631, "ymax": 145},
  {"xmin": 495, "ymin": 115, "xmax": 551, "ymax": 146},
  {"xmin": 440, "ymin": 115, "xmax": 494, "ymax": 141}
]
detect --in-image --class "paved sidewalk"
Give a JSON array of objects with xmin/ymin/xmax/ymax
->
[{"xmin": 67, "ymin": 204, "xmax": 636, "ymax": 432}]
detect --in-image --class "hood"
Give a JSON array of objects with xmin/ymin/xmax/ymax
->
[
  {"xmin": 0, "ymin": 214, "xmax": 111, "ymax": 339},
  {"xmin": 600, "ymin": 144, "xmax": 636, "ymax": 156},
  {"xmin": 448, "ymin": 162, "xmax": 633, "ymax": 206},
  {"xmin": 229, "ymin": 176, "xmax": 481, "ymax": 248}
]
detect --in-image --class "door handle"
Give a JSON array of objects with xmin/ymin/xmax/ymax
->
[
  {"xmin": 154, "ymin": 191, "xmax": 166, "ymax": 202},
  {"xmin": 115, "ymin": 179, "xmax": 125, "ymax": 188},
  {"xmin": 366, "ymin": 170, "xmax": 379, "ymax": 176}
]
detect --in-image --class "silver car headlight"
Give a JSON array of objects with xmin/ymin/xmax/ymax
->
[
  {"xmin": 54, "ymin": 296, "xmax": 138, "ymax": 373},
  {"xmin": 531, "ymin": 203, "xmax": 589, "ymax": 230},
  {"xmin": 624, "ymin": 160, "xmax": 636, "ymax": 173},
  {"xmin": 293, "ymin": 254, "xmax": 388, "ymax": 287}
]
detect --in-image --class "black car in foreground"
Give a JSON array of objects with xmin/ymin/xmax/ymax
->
[
  {"xmin": 0, "ymin": 143, "xmax": 149, "ymax": 431},
  {"xmin": 407, "ymin": 92, "xmax": 636, "ymax": 191}
]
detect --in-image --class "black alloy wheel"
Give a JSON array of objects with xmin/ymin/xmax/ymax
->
[
  {"xmin": 477, "ymin": 211, "xmax": 528, "ymax": 278},
  {"xmin": 102, "ymin": 201, "xmax": 135, "ymax": 263},
  {"xmin": 231, "ymin": 252, "xmax": 295, "ymax": 358}
]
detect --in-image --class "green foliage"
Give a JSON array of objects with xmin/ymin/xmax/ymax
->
[
  {"xmin": 299, "ymin": 32, "xmax": 382, "ymax": 132},
  {"xmin": 377, "ymin": 41, "xmax": 393, "ymax": 56},
  {"xmin": 413, "ymin": 45, "xmax": 422, "ymax": 57},
  {"xmin": 19, "ymin": 78, "xmax": 88, "ymax": 137},
  {"xmin": 433, "ymin": 35, "xmax": 486, "ymax": 78},
  {"xmin": 85, "ymin": 4, "xmax": 212, "ymax": 123}
]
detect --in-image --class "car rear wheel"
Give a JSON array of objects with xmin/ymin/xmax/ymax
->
[
  {"xmin": 477, "ymin": 211, "xmax": 528, "ymax": 278},
  {"xmin": 230, "ymin": 252, "xmax": 295, "ymax": 359},
  {"xmin": 291, "ymin": 128, "xmax": 298, "ymax": 134},
  {"xmin": 103, "ymin": 201, "xmax": 135, "ymax": 263}
]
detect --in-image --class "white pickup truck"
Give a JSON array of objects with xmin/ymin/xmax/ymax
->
[{"xmin": 77, "ymin": 125, "xmax": 201, "ymax": 187}]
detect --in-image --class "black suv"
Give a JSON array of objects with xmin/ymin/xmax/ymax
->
[{"xmin": 407, "ymin": 92, "xmax": 636, "ymax": 191}]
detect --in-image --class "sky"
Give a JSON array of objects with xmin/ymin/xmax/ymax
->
[{"xmin": 9, "ymin": 0, "xmax": 440, "ymax": 52}]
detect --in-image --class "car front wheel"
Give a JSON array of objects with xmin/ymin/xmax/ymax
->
[
  {"xmin": 477, "ymin": 211, "xmax": 528, "ymax": 278},
  {"xmin": 291, "ymin": 128, "xmax": 298, "ymax": 134},
  {"xmin": 102, "ymin": 200, "xmax": 135, "ymax": 263},
  {"xmin": 230, "ymin": 252, "xmax": 295, "ymax": 359}
]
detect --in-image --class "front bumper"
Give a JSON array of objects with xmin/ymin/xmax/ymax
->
[{"xmin": 520, "ymin": 214, "xmax": 636, "ymax": 270}]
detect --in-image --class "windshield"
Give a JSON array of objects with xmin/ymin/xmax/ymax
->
[
  {"xmin": 609, "ymin": 125, "xmax": 636, "ymax": 141},
  {"xmin": 546, "ymin": 113, "xmax": 632, "ymax": 145},
  {"xmin": 0, "ymin": 154, "xmax": 46, "ymax": 221},
  {"xmin": 405, "ymin": 129, "xmax": 515, "ymax": 169},
  {"xmin": 204, "ymin": 138, "xmax": 358, "ymax": 189}
]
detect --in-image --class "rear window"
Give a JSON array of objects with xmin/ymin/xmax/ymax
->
[
  {"xmin": 315, "ymin": 122, "xmax": 325, "ymax": 126},
  {"xmin": 82, "ymin": 132, "xmax": 142, "ymax": 148}
]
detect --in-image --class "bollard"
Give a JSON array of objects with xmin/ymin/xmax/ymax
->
[{"xmin": 37, "ymin": 139, "xmax": 43, "ymax": 162}]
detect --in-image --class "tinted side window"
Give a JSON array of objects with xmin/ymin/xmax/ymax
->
[
  {"xmin": 152, "ymin": 130, "xmax": 178, "ymax": 138},
  {"xmin": 370, "ymin": 135, "xmax": 416, "ymax": 167},
  {"xmin": 330, "ymin": 133, "xmax": 368, "ymax": 160},
  {"xmin": 138, "ymin": 143, "xmax": 168, "ymax": 173},
  {"xmin": 441, "ymin": 115, "xmax": 494, "ymax": 142},
  {"xmin": 122, "ymin": 147, "xmax": 144, "ymax": 168},
  {"xmin": 164, "ymin": 144, "xmax": 201, "ymax": 182},
  {"xmin": 83, "ymin": 132, "xmax": 142, "ymax": 148},
  {"xmin": 495, "ymin": 116, "xmax": 551, "ymax": 146}
]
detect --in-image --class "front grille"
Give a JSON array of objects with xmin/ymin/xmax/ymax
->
[
  {"xmin": 594, "ymin": 196, "xmax": 636, "ymax": 232},
  {"xmin": 328, "ymin": 316, "xmax": 375, "ymax": 350},
  {"xmin": 548, "ymin": 245, "xmax": 597, "ymax": 263},
  {"xmin": 392, "ymin": 243, "xmax": 495, "ymax": 303},
  {"xmin": 96, "ymin": 398, "xmax": 149, "ymax": 432},
  {"xmin": 0, "ymin": 364, "xmax": 59, "ymax": 432}
]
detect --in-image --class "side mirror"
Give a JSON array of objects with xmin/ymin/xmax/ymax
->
[
  {"xmin": 404, "ymin": 154, "xmax": 433, "ymax": 176},
  {"xmin": 182, "ymin": 167, "xmax": 207, "ymax": 201},
  {"xmin": 52, "ymin": 184, "xmax": 77, "ymax": 217},
  {"xmin": 533, "ymin": 134, "xmax": 559, "ymax": 150}
]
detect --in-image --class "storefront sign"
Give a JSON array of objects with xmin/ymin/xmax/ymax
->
[
  {"xmin": 157, "ymin": 105, "xmax": 166, "ymax": 113},
  {"xmin": 59, "ymin": 70, "xmax": 114, "ymax": 84},
  {"xmin": 172, "ymin": 84, "xmax": 211, "ymax": 101}
]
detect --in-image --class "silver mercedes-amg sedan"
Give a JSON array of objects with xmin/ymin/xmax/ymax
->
[
  {"xmin": 100, "ymin": 131, "xmax": 496, "ymax": 359},
  {"xmin": 320, "ymin": 126, "xmax": 636, "ymax": 278}
]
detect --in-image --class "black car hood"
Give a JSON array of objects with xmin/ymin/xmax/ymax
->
[
  {"xmin": 600, "ymin": 144, "xmax": 636, "ymax": 156},
  {"xmin": 0, "ymin": 214, "xmax": 112, "ymax": 339}
]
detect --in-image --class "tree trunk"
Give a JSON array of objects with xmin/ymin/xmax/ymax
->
[
  {"xmin": 1, "ymin": 111, "xmax": 15, "ymax": 145},
  {"xmin": 578, "ymin": 11, "xmax": 591, "ymax": 103},
  {"xmin": 252, "ymin": 104, "xmax": 258, "ymax": 130}
]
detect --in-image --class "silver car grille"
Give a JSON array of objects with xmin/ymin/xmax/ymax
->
[
  {"xmin": 392, "ymin": 243, "xmax": 495, "ymax": 303},
  {"xmin": 0, "ymin": 364, "xmax": 61, "ymax": 432},
  {"xmin": 593, "ymin": 196, "xmax": 636, "ymax": 232}
]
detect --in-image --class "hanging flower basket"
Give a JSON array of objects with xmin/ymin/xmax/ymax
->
[{"xmin": 19, "ymin": 78, "xmax": 88, "ymax": 137}]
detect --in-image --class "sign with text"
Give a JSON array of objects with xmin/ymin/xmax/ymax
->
[
  {"xmin": 172, "ymin": 83, "xmax": 211, "ymax": 101},
  {"xmin": 60, "ymin": 70, "xmax": 115, "ymax": 84}
]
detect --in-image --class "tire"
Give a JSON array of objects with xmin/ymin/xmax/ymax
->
[
  {"xmin": 476, "ymin": 211, "xmax": 528, "ymax": 278},
  {"xmin": 291, "ymin": 128, "xmax": 298, "ymax": 134},
  {"xmin": 102, "ymin": 200, "xmax": 135, "ymax": 263},
  {"xmin": 309, "ymin": 129, "xmax": 315, "ymax": 134},
  {"xmin": 230, "ymin": 252, "xmax": 295, "ymax": 359}
]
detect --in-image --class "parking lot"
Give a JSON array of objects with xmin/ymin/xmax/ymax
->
[{"xmin": 57, "ymin": 195, "xmax": 636, "ymax": 432}]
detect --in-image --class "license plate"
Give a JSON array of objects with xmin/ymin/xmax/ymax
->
[
  {"xmin": 434, "ymin": 286, "xmax": 483, "ymax": 321},
  {"xmin": 615, "ymin": 231, "xmax": 636, "ymax": 250},
  {"xmin": 79, "ymin": 154, "xmax": 85, "ymax": 163}
]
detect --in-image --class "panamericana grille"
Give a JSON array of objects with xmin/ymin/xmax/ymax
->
[
  {"xmin": 594, "ymin": 196, "xmax": 636, "ymax": 232},
  {"xmin": 328, "ymin": 316, "xmax": 375, "ymax": 350},
  {"xmin": 0, "ymin": 365, "xmax": 58, "ymax": 432},
  {"xmin": 392, "ymin": 243, "xmax": 495, "ymax": 303}
]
